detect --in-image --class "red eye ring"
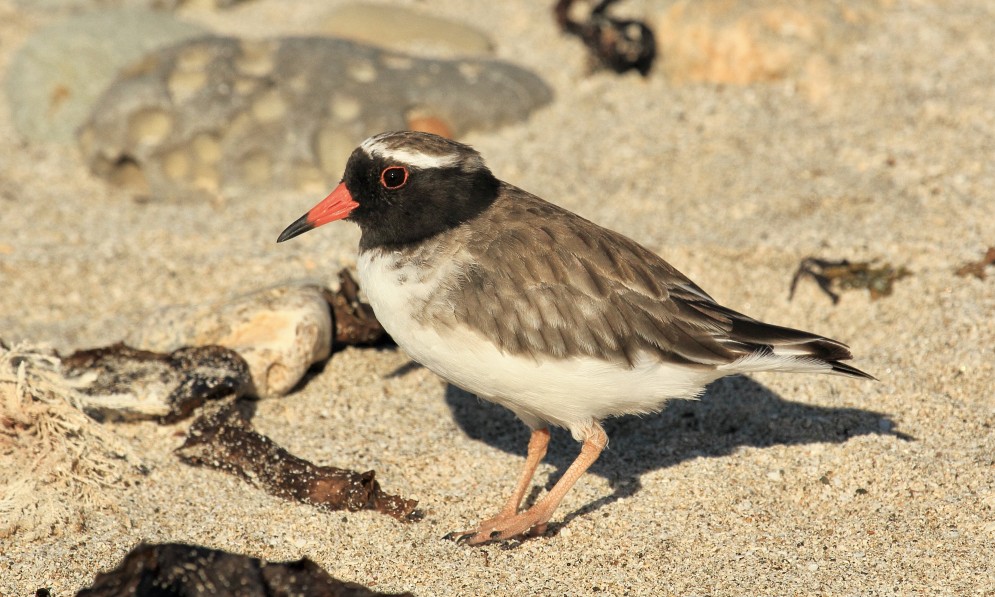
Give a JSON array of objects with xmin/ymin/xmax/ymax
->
[{"xmin": 380, "ymin": 166, "xmax": 409, "ymax": 190}]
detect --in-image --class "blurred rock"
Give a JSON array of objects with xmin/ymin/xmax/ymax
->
[
  {"xmin": 14, "ymin": 0, "xmax": 179, "ymax": 10},
  {"xmin": 656, "ymin": 0, "xmax": 886, "ymax": 96},
  {"xmin": 184, "ymin": 0, "xmax": 250, "ymax": 7},
  {"xmin": 14, "ymin": 0, "xmax": 249, "ymax": 10},
  {"xmin": 321, "ymin": 3, "xmax": 494, "ymax": 57},
  {"xmin": 126, "ymin": 286, "xmax": 332, "ymax": 397},
  {"xmin": 77, "ymin": 36, "xmax": 552, "ymax": 200},
  {"xmin": 4, "ymin": 9, "xmax": 207, "ymax": 142}
]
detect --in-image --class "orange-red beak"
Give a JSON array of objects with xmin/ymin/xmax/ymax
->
[{"xmin": 277, "ymin": 182, "xmax": 359, "ymax": 242}]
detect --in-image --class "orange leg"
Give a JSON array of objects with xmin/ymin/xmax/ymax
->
[
  {"xmin": 479, "ymin": 427, "xmax": 550, "ymax": 525},
  {"xmin": 449, "ymin": 424, "xmax": 607, "ymax": 545}
]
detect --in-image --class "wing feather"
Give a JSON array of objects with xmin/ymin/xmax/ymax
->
[{"xmin": 429, "ymin": 184, "xmax": 871, "ymax": 379}]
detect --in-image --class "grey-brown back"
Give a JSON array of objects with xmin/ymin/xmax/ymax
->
[{"xmin": 411, "ymin": 183, "xmax": 871, "ymax": 378}]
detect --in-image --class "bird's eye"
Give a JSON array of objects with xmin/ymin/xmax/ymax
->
[{"xmin": 380, "ymin": 166, "xmax": 409, "ymax": 190}]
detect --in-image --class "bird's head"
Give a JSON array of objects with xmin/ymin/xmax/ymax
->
[{"xmin": 277, "ymin": 131, "xmax": 500, "ymax": 248}]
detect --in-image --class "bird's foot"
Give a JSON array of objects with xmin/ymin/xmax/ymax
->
[{"xmin": 444, "ymin": 511, "xmax": 550, "ymax": 546}]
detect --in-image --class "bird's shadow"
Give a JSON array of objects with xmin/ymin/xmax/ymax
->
[{"xmin": 443, "ymin": 375, "xmax": 910, "ymax": 526}]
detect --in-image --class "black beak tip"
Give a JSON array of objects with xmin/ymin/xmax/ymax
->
[{"xmin": 276, "ymin": 213, "xmax": 313, "ymax": 243}]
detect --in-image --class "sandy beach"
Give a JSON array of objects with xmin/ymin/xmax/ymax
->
[{"xmin": 1, "ymin": 0, "xmax": 994, "ymax": 594}]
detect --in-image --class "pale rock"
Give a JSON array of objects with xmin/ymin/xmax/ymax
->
[
  {"xmin": 656, "ymin": 0, "xmax": 888, "ymax": 100},
  {"xmin": 321, "ymin": 3, "xmax": 494, "ymax": 57},
  {"xmin": 14, "ymin": 0, "xmax": 248, "ymax": 9},
  {"xmin": 78, "ymin": 36, "xmax": 551, "ymax": 200},
  {"xmin": 126, "ymin": 285, "xmax": 332, "ymax": 397},
  {"xmin": 4, "ymin": 9, "xmax": 207, "ymax": 142}
]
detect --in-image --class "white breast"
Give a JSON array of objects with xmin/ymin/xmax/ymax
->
[{"xmin": 357, "ymin": 249, "xmax": 720, "ymax": 440}]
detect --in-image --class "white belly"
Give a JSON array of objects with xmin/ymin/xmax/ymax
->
[{"xmin": 357, "ymin": 249, "xmax": 718, "ymax": 439}]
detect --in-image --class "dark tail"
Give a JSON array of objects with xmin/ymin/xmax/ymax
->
[
  {"xmin": 827, "ymin": 359, "xmax": 877, "ymax": 380},
  {"xmin": 729, "ymin": 317, "xmax": 877, "ymax": 380}
]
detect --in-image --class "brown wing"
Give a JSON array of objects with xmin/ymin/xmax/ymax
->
[{"xmin": 436, "ymin": 184, "xmax": 864, "ymax": 373}]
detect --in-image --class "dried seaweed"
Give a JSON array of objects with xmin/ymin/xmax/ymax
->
[
  {"xmin": 554, "ymin": 0, "xmax": 656, "ymax": 76},
  {"xmin": 63, "ymin": 344, "xmax": 253, "ymax": 423},
  {"xmin": 325, "ymin": 269, "xmax": 391, "ymax": 347},
  {"xmin": 954, "ymin": 246, "xmax": 995, "ymax": 280},
  {"xmin": 789, "ymin": 257, "xmax": 912, "ymax": 304},
  {"xmin": 76, "ymin": 542, "xmax": 414, "ymax": 597},
  {"xmin": 177, "ymin": 401, "xmax": 418, "ymax": 521}
]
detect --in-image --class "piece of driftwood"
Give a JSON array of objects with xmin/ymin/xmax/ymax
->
[{"xmin": 177, "ymin": 401, "xmax": 418, "ymax": 521}]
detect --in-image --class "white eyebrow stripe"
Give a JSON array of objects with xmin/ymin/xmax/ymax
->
[
  {"xmin": 379, "ymin": 147, "xmax": 460, "ymax": 169},
  {"xmin": 361, "ymin": 137, "xmax": 460, "ymax": 170}
]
